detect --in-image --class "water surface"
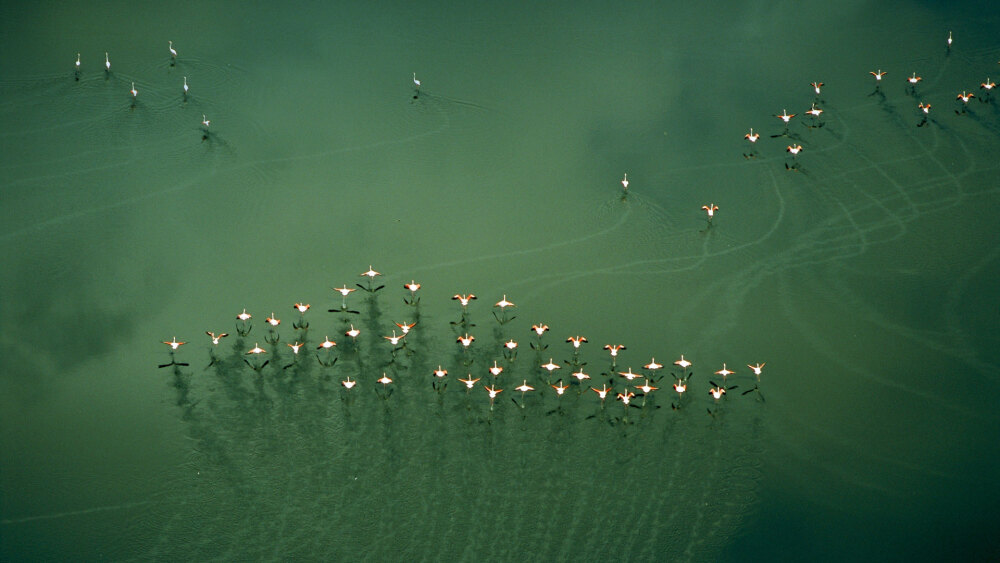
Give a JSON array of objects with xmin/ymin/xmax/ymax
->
[{"xmin": 2, "ymin": 1, "xmax": 998, "ymax": 561}]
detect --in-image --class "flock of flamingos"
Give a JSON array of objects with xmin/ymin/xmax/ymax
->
[
  {"xmin": 138, "ymin": 29, "xmax": 995, "ymax": 418},
  {"xmin": 159, "ymin": 266, "xmax": 767, "ymax": 418}
]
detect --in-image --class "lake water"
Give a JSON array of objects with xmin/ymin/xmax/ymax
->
[{"xmin": 2, "ymin": 1, "xmax": 998, "ymax": 561}]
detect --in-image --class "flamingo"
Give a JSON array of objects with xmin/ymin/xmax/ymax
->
[
  {"xmin": 618, "ymin": 367, "xmax": 641, "ymax": 381},
  {"xmin": 636, "ymin": 379, "xmax": 658, "ymax": 395},
  {"xmin": 673, "ymin": 380, "xmax": 687, "ymax": 396},
  {"xmin": 234, "ymin": 308, "xmax": 252, "ymax": 336},
  {"xmin": 674, "ymin": 355, "xmax": 692, "ymax": 370},
  {"xmin": 163, "ymin": 337, "xmax": 186, "ymax": 350},
  {"xmin": 493, "ymin": 294, "xmax": 516, "ymax": 324},
  {"xmin": 431, "ymin": 368, "xmax": 447, "ymax": 392},
  {"xmin": 604, "ymin": 344, "xmax": 626, "ymax": 357},
  {"xmin": 917, "ymin": 103, "xmax": 931, "ymax": 126},
  {"xmin": 358, "ymin": 265, "xmax": 383, "ymax": 292},
  {"xmin": 591, "ymin": 384, "xmax": 613, "ymax": 402},
  {"xmin": 205, "ymin": 332, "xmax": 228, "ymax": 345},
  {"xmin": 377, "ymin": 374, "xmax": 393, "ymax": 398},
  {"xmin": 784, "ymin": 143, "xmax": 804, "ymax": 170},
  {"xmin": 404, "ymin": 280, "xmax": 421, "ymax": 304},
  {"xmin": 484, "ymin": 385, "xmax": 502, "ymax": 409},
  {"xmin": 514, "ymin": 380, "xmax": 534, "ymax": 406},
  {"xmin": 502, "ymin": 339, "xmax": 518, "ymax": 360},
  {"xmin": 384, "ymin": 330, "xmax": 405, "ymax": 347},
  {"xmin": 715, "ymin": 363, "xmax": 735, "ymax": 383}
]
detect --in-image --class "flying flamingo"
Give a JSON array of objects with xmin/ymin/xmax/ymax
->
[{"xmin": 163, "ymin": 337, "xmax": 186, "ymax": 350}]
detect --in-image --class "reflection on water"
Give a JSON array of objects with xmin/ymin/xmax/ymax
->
[{"xmin": 2, "ymin": 1, "xmax": 1000, "ymax": 561}]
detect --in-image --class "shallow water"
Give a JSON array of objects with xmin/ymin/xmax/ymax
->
[{"xmin": 2, "ymin": 1, "xmax": 999, "ymax": 561}]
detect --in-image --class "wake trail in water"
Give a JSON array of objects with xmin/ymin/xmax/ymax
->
[{"xmin": 1, "ymin": 500, "xmax": 157, "ymax": 525}]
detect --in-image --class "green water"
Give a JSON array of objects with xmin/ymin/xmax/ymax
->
[{"xmin": 2, "ymin": 1, "xmax": 998, "ymax": 561}]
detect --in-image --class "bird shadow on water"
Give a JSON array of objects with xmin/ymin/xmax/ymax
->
[{"xmin": 142, "ymin": 294, "xmax": 770, "ymax": 560}]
